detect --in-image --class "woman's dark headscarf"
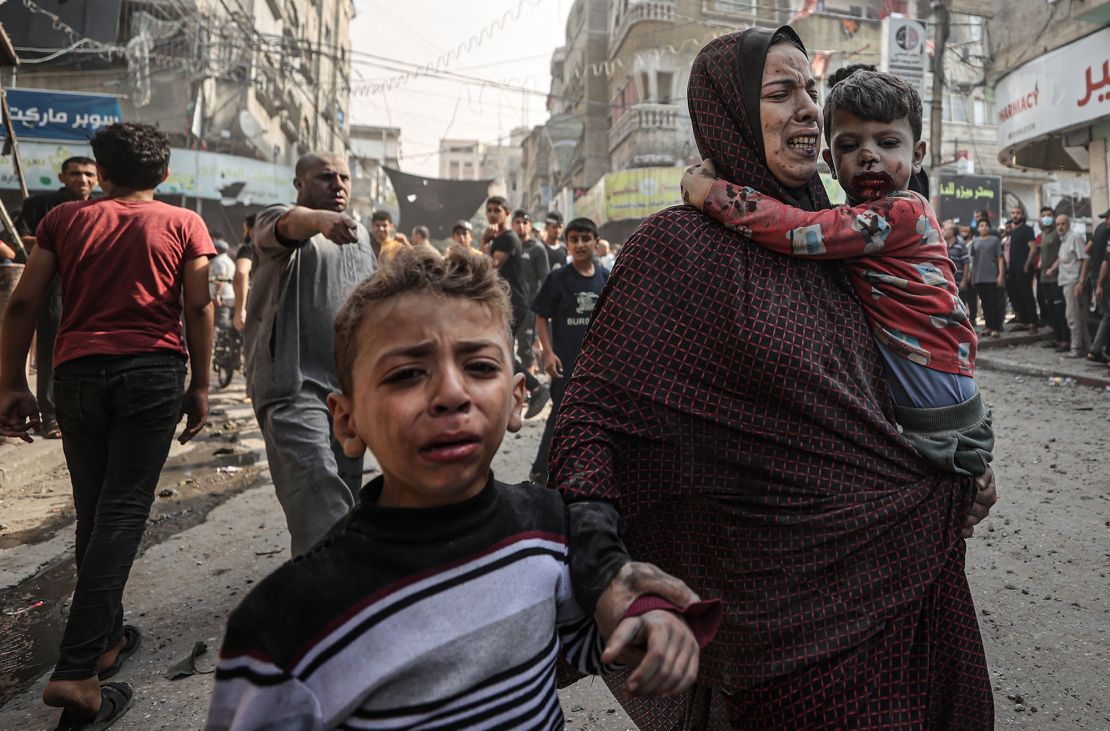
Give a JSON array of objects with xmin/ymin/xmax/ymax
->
[{"xmin": 687, "ymin": 26, "xmax": 829, "ymax": 210}]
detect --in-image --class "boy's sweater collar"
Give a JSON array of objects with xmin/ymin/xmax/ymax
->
[{"xmin": 352, "ymin": 473, "xmax": 501, "ymax": 542}]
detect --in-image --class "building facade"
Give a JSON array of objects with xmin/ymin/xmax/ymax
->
[
  {"xmin": 0, "ymin": 0, "xmax": 354, "ymax": 233},
  {"xmin": 438, "ymin": 139, "xmax": 483, "ymax": 181},
  {"xmin": 349, "ymin": 124, "xmax": 401, "ymax": 221},
  {"xmin": 987, "ymin": 0, "xmax": 1110, "ymax": 222}
]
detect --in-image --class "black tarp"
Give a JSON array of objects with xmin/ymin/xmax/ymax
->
[
  {"xmin": 383, "ymin": 167, "xmax": 491, "ymax": 240},
  {"xmin": 0, "ymin": 0, "xmax": 123, "ymax": 48}
]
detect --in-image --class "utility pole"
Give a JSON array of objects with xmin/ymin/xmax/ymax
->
[{"xmin": 929, "ymin": 0, "xmax": 949, "ymax": 213}]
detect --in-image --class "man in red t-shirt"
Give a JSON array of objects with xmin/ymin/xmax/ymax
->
[{"xmin": 0, "ymin": 123, "xmax": 214, "ymax": 729}]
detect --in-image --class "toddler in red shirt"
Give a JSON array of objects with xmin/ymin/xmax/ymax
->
[{"xmin": 682, "ymin": 68, "xmax": 993, "ymax": 477}]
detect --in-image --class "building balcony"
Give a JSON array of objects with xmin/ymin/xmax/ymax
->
[
  {"xmin": 609, "ymin": 102, "xmax": 693, "ymax": 170},
  {"xmin": 610, "ymin": 0, "xmax": 676, "ymax": 59},
  {"xmin": 609, "ymin": 102, "xmax": 678, "ymax": 150}
]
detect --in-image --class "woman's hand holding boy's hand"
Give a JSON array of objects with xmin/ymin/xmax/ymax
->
[
  {"xmin": 602, "ymin": 609, "xmax": 700, "ymax": 697},
  {"xmin": 681, "ymin": 159, "xmax": 718, "ymax": 211}
]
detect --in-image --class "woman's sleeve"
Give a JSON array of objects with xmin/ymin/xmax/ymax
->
[{"xmin": 704, "ymin": 178, "xmax": 929, "ymax": 259}]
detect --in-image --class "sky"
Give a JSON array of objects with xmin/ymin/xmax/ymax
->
[{"xmin": 348, "ymin": 0, "xmax": 569, "ymax": 177}]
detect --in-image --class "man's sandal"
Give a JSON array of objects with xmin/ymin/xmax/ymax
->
[
  {"xmin": 98, "ymin": 626, "xmax": 142, "ymax": 681},
  {"xmin": 53, "ymin": 682, "xmax": 133, "ymax": 731}
]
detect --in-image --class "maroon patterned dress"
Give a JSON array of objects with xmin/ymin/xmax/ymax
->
[{"xmin": 552, "ymin": 26, "xmax": 993, "ymax": 730}]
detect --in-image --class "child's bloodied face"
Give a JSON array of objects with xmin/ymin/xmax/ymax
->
[
  {"xmin": 329, "ymin": 293, "xmax": 525, "ymax": 508},
  {"xmin": 821, "ymin": 109, "xmax": 926, "ymax": 203}
]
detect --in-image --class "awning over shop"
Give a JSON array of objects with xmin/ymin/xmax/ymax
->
[{"xmin": 994, "ymin": 26, "xmax": 1110, "ymax": 171}]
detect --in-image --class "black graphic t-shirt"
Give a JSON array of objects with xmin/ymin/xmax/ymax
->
[{"xmin": 532, "ymin": 264, "xmax": 609, "ymax": 376}]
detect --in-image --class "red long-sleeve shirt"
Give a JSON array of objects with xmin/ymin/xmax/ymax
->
[{"xmin": 704, "ymin": 180, "xmax": 976, "ymax": 376}]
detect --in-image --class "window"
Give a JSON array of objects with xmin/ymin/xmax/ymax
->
[
  {"xmin": 464, "ymin": 162, "xmax": 474, "ymax": 179},
  {"xmin": 969, "ymin": 16, "xmax": 982, "ymax": 42},
  {"xmin": 450, "ymin": 161, "xmax": 460, "ymax": 178},
  {"xmin": 973, "ymin": 99, "xmax": 994, "ymax": 126},
  {"xmin": 944, "ymin": 94, "xmax": 968, "ymax": 123},
  {"xmin": 656, "ymin": 71, "xmax": 674, "ymax": 104},
  {"xmin": 710, "ymin": 0, "xmax": 755, "ymax": 14},
  {"xmin": 640, "ymin": 72, "xmax": 651, "ymax": 103}
]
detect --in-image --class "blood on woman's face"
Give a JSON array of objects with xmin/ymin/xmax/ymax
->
[{"xmin": 759, "ymin": 43, "xmax": 821, "ymax": 189}]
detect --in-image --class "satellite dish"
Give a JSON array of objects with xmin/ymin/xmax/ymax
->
[{"xmin": 238, "ymin": 110, "xmax": 263, "ymax": 139}]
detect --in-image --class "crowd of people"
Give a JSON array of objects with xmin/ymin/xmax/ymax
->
[
  {"xmin": 942, "ymin": 204, "xmax": 1110, "ymax": 360},
  {"xmin": 3, "ymin": 20, "xmax": 1077, "ymax": 730}
]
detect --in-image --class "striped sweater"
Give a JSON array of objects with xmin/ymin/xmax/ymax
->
[{"xmin": 206, "ymin": 476, "xmax": 611, "ymax": 731}]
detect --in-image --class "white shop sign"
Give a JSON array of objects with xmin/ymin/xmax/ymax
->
[{"xmin": 995, "ymin": 26, "xmax": 1110, "ymax": 151}]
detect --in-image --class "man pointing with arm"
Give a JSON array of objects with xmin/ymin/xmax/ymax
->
[{"xmin": 243, "ymin": 153, "xmax": 377, "ymax": 556}]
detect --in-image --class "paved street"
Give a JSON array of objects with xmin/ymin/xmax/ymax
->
[{"xmin": 1, "ymin": 345, "xmax": 1108, "ymax": 729}]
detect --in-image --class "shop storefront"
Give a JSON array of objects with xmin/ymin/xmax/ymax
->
[{"xmin": 994, "ymin": 26, "xmax": 1110, "ymax": 218}]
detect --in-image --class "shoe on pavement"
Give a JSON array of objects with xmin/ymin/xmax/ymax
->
[
  {"xmin": 524, "ymin": 385, "xmax": 550, "ymax": 419},
  {"xmin": 53, "ymin": 682, "xmax": 133, "ymax": 731}
]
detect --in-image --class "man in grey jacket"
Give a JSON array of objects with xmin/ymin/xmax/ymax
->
[{"xmin": 244, "ymin": 153, "xmax": 377, "ymax": 555}]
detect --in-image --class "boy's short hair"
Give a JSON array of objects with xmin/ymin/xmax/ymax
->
[
  {"xmin": 371, "ymin": 210, "xmax": 392, "ymax": 224},
  {"xmin": 564, "ymin": 217, "xmax": 598, "ymax": 239},
  {"xmin": 826, "ymin": 63, "xmax": 876, "ymax": 90},
  {"xmin": 61, "ymin": 156, "xmax": 95, "ymax": 172},
  {"xmin": 486, "ymin": 196, "xmax": 509, "ymax": 213},
  {"xmin": 90, "ymin": 123, "xmax": 170, "ymax": 190},
  {"xmin": 333, "ymin": 246, "xmax": 512, "ymax": 396},
  {"xmin": 545, "ymin": 211, "xmax": 563, "ymax": 225},
  {"xmin": 511, "ymin": 209, "xmax": 530, "ymax": 222},
  {"xmin": 412, "ymin": 225, "xmax": 430, "ymax": 239},
  {"xmin": 822, "ymin": 69, "xmax": 923, "ymax": 143},
  {"xmin": 1040, "ymin": 206, "xmax": 1055, "ymax": 215}
]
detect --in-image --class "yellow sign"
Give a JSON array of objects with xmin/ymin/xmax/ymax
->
[{"xmin": 603, "ymin": 167, "xmax": 684, "ymax": 221}]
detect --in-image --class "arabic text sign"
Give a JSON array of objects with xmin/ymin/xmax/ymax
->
[
  {"xmin": 2, "ymin": 89, "xmax": 123, "ymax": 142},
  {"xmin": 995, "ymin": 26, "xmax": 1110, "ymax": 152},
  {"xmin": 603, "ymin": 167, "xmax": 684, "ymax": 221},
  {"xmin": 0, "ymin": 141, "xmax": 295, "ymax": 206},
  {"xmin": 938, "ymin": 174, "xmax": 1001, "ymax": 227}
]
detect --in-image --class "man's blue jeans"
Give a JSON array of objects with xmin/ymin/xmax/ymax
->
[{"xmin": 50, "ymin": 352, "xmax": 185, "ymax": 680}]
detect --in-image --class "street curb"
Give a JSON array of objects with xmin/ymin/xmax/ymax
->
[
  {"xmin": 976, "ymin": 355, "xmax": 1110, "ymax": 389},
  {"xmin": 976, "ymin": 332, "xmax": 1051, "ymax": 350}
]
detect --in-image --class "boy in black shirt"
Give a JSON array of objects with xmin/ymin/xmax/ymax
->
[
  {"xmin": 529, "ymin": 217, "xmax": 609, "ymax": 485},
  {"xmin": 483, "ymin": 196, "xmax": 549, "ymax": 418}
]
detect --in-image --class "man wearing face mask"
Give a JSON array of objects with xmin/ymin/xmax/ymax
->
[{"xmin": 1037, "ymin": 207, "xmax": 1070, "ymax": 350}]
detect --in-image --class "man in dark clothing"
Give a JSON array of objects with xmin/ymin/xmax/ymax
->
[
  {"xmin": 1006, "ymin": 206, "xmax": 1038, "ymax": 332},
  {"xmin": 1085, "ymin": 209, "xmax": 1110, "ymax": 361},
  {"xmin": 543, "ymin": 211, "xmax": 568, "ymax": 271},
  {"xmin": 511, "ymin": 209, "xmax": 550, "ymax": 373},
  {"xmin": 483, "ymin": 197, "xmax": 549, "ymax": 418},
  {"xmin": 15, "ymin": 156, "xmax": 99, "ymax": 438}
]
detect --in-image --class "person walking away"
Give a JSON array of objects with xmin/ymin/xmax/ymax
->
[
  {"xmin": 0, "ymin": 122, "xmax": 214, "ymax": 729},
  {"xmin": 1050, "ymin": 214, "xmax": 1089, "ymax": 358},
  {"xmin": 529, "ymin": 217, "xmax": 609, "ymax": 486},
  {"xmin": 970, "ymin": 218, "xmax": 1005, "ymax": 337},
  {"xmin": 1006, "ymin": 207, "xmax": 1038, "ymax": 332},
  {"xmin": 511, "ymin": 209, "xmax": 550, "ymax": 375},
  {"xmin": 208, "ymin": 235, "xmax": 236, "ymax": 333},
  {"xmin": 482, "ymin": 196, "xmax": 549, "ymax": 418},
  {"xmin": 243, "ymin": 153, "xmax": 377, "ymax": 556},
  {"xmin": 1087, "ymin": 208, "xmax": 1110, "ymax": 362},
  {"xmin": 542, "ymin": 211, "xmax": 568, "ymax": 271},
  {"xmin": 14, "ymin": 156, "xmax": 99, "ymax": 439},
  {"xmin": 232, "ymin": 214, "xmax": 255, "ymax": 333}
]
